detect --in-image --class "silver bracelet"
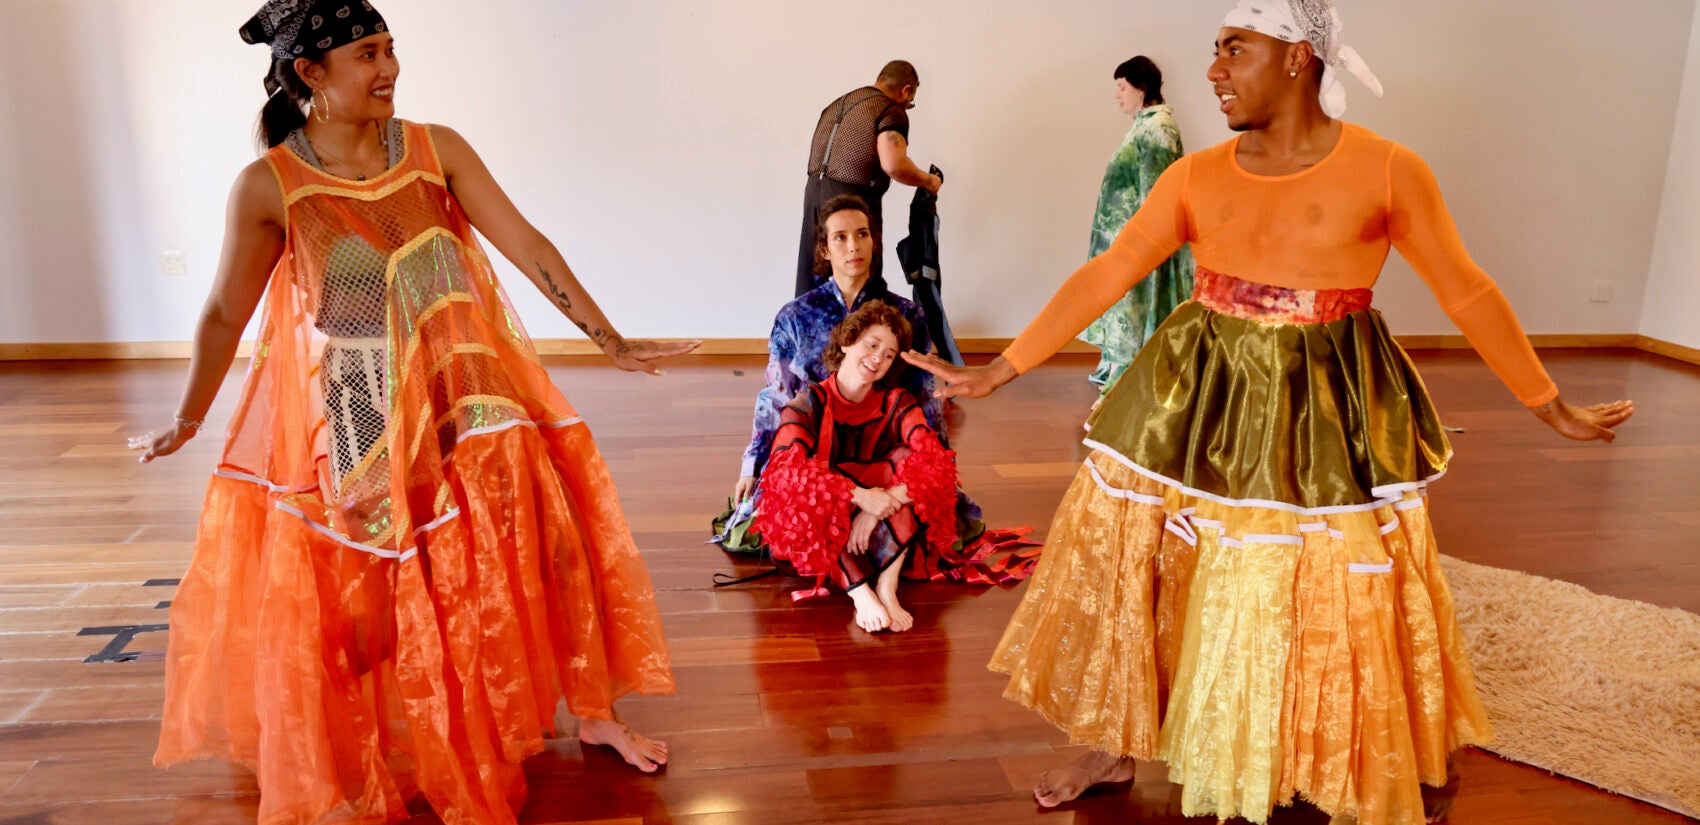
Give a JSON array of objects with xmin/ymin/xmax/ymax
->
[{"xmin": 174, "ymin": 415, "xmax": 205, "ymax": 432}]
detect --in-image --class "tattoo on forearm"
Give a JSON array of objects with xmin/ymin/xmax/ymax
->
[
  {"xmin": 535, "ymin": 262, "xmax": 573, "ymax": 309},
  {"xmin": 536, "ymin": 261, "xmax": 613, "ymax": 348}
]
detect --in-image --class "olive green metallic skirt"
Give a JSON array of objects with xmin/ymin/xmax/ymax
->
[{"xmin": 1086, "ymin": 298, "xmax": 1451, "ymax": 512}]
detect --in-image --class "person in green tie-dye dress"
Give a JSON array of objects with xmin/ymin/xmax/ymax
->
[{"xmin": 1078, "ymin": 56, "xmax": 1195, "ymax": 392}]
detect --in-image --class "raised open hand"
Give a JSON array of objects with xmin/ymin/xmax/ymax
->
[{"xmin": 900, "ymin": 352, "xmax": 1018, "ymax": 400}]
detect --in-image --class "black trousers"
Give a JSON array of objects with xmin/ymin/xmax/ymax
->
[{"xmin": 796, "ymin": 176, "xmax": 885, "ymax": 297}]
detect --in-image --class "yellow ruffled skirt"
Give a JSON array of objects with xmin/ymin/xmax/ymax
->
[{"xmin": 992, "ymin": 276, "xmax": 1491, "ymax": 825}]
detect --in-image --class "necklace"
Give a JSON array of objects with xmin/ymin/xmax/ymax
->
[{"xmin": 308, "ymin": 128, "xmax": 385, "ymax": 181}]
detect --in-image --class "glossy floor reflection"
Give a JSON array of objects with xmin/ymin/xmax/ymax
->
[{"xmin": 0, "ymin": 350, "xmax": 1694, "ymax": 824}]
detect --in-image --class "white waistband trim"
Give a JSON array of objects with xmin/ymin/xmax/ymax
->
[
  {"xmin": 456, "ymin": 416, "xmax": 583, "ymax": 444},
  {"xmin": 413, "ymin": 506, "xmax": 461, "ymax": 536},
  {"xmin": 1082, "ymin": 453, "xmax": 1431, "ymax": 567},
  {"xmin": 1084, "ymin": 438, "xmax": 1445, "ymax": 517},
  {"xmin": 275, "ymin": 501, "xmax": 416, "ymax": 562},
  {"xmin": 213, "ymin": 468, "xmax": 292, "ymax": 493},
  {"xmin": 1085, "ymin": 458, "xmax": 1166, "ymax": 506}
]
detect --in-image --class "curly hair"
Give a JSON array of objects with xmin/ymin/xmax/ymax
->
[
  {"xmin": 813, "ymin": 194, "xmax": 881, "ymax": 277},
  {"xmin": 822, "ymin": 302, "xmax": 912, "ymax": 390}
]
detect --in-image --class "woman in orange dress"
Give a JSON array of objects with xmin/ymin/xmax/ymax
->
[{"xmin": 126, "ymin": 3, "xmax": 691, "ymax": 822}]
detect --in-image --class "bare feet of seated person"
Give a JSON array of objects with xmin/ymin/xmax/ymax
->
[
  {"xmin": 878, "ymin": 589, "xmax": 913, "ymax": 632},
  {"xmin": 875, "ymin": 552, "xmax": 913, "ymax": 632},
  {"xmin": 848, "ymin": 583, "xmax": 891, "ymax": 633},
  {"xmin": 1034, "ymin": 749, "xmax": 1136, "ymax": 807}
]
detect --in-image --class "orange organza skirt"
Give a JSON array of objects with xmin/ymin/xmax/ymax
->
[
  {"xmin": 155, "ymin": 419, "xmax": 673, "ymax": 825},
  {"xmin": 992, "ymin": 285, "xmax": 1490, "ymax": 825}
]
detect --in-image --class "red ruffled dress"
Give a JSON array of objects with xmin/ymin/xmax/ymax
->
[{"xmin": 755, "ymin": 377, "xmax": 984, "ymax": 597}]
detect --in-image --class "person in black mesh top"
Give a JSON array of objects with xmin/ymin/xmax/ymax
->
[{"xmin": 796, "ymin": 60, "xmax": 944, "ymax": 296}]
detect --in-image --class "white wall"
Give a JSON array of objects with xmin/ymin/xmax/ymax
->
[
  {"xmin": 1, "ymin": 0, "xmax": 1694, "ymax": 345},
  {"xmin": 1643, "ymin": 0, "xmax": 1700, "ymax": 350}
]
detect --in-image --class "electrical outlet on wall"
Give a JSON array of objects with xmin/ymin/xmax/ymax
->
[
  {"xmin": 1590, "ymin": 280, "xmax": 1613, "ymax": 303},
  {"xmin": 162, "ymin": 251, "xmax": 187, "ymax": 275}
]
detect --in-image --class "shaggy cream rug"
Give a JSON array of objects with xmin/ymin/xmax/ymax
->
[{"xmin": 1441, "ymin": 555, "xmax": 1700, "ymax": 818}]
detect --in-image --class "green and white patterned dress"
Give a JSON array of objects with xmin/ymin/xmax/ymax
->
[{"xmin": 1078, "ymin": 104, "xmax": 1195, "ymax": 391}]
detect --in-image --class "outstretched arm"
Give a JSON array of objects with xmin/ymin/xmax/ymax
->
[
  {"xmin": 1387, "ymin": 145, "xmax": 1633, "ymax": 442},
  {"xmin": 431, "ymin": 124, "xmax": 697, "ymax": 373},
  {"xmin": 129, "ymin": 160, "xmax": 286, "ymax": 462},
  {"xmin": 902, "ymin": 159, "xmax": 1194, "ymax": 401}
]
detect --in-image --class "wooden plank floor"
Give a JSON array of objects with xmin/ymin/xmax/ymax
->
[{"xmin": 0, "ymin": 349, "xmax": 1695, "ymax": 824}]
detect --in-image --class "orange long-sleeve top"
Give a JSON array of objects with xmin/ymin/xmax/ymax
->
[{"xmin": 1004, "ymin": 123, "xmax": 1559, "ymax": 407}]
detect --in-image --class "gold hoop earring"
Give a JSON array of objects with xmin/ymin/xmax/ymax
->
[{"xmin": 313, "ymin": 88, "xmax": 331, "ymax": 123}]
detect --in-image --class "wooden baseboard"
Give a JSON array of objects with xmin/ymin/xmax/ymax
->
[
  {"xmin": 0, "ymin": 337, "xmax": 1097, "ymax": 360},
  {"xmin": 0, "ymin": 341, "xmax": 258, "ymax": 360},
  {"xmin": 529, "ymin": 338, "xmax": 768, "ymax": 356},
  {"xmin": 5, "ymin": 333, "xmax": 1698, "ymax": 367},
  {"xmin": 1394, "ymin": 333, "xmax": 1640, "ymax": 350},
  {"xmin": 536, "ymin": 338, "xmax": 1104, "ymax": 356},
  {"xmin": 1632, "ymin": 334, "xmax": 1700, "ymax": 366}
]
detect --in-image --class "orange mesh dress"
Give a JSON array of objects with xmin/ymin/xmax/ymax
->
[{"xmin": 154, "ymin": 120, "xmax": 674, "ymax": 824}]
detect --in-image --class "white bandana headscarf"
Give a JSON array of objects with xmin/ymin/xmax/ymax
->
[{"xmin": 1221, "ymin": 0, "xmax": 1382, "ymax": 117}]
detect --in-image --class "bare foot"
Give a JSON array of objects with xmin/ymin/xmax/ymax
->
[
  {"xmin": 876, "ymin": 552, "xmax": 912, "ymax": 632},
  {"xmin": 1423, "ymin": 756, "xmax": 1462, "ymax": 823},
  {"xmin": 1034, "ymin": 750, "xmax": 1136, "ymax": 807},
  {"xmin": 879, "ymin": 590, "xmax": 913, "ymax": 632},
  {"xmin": 848, "ymin": 584, "xmax": 891, "ymax": 633},
  {"xmin": 578, "ymin": 716, "xmax": 669, "ymax": 773}
]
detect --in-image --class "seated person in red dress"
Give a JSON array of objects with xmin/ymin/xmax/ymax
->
[{"xmin": 755, "ymin": 303, "xmax": 960, "ymax": 633}]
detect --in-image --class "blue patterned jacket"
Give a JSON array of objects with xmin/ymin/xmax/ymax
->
[{"xmin": 740, "ymin": 280, "xmax": 939, "ymax": 478}]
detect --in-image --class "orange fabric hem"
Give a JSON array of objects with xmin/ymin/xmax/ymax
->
[
  {"xmin": 157, "ymin": 422, "xmax": 672, "ymax": 824},
  {"xmin": 993, "ymin": 458, "xmax": 1491, "ymax": 825}
]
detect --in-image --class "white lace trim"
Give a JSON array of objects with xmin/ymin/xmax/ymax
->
[
  {"xmin": 1082, "ymin": 438, "xmax": 1444, "ymax": 517},
  {"xmin": 1080, "ymin": 452, "xmax": 1430, "ymax": 573},
  {"xmin": 413, "ymin": 507, "xmax": 461, "ymax": 536},
  {"xmin": 209, "ymin": 414, "xmax": 582, "ymax": 560},
  {"xmin": 457, "ymin": 415, "xmax": 582, "ymax": 444},
  {"xmin": 274, "ymin": 501, "xmax": 416, "ymax": 562}
]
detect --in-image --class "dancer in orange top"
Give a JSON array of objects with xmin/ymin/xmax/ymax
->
[
  {"xmin": 127, "ymin": 3, "xmax": 693, "ymax": 822},
  {"xmin": 906, "ymin": 2, "xmax": 1633, "ymax": 823}
]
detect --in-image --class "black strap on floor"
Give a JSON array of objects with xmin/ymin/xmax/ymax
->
[{"xmin": 712, "ymin": 567, "xmax": 783, "ymax": 588}]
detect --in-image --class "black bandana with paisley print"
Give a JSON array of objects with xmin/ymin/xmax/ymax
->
[{"xmin": 240, "ymin": 0, "xmax": 387, "ymax": 61}]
